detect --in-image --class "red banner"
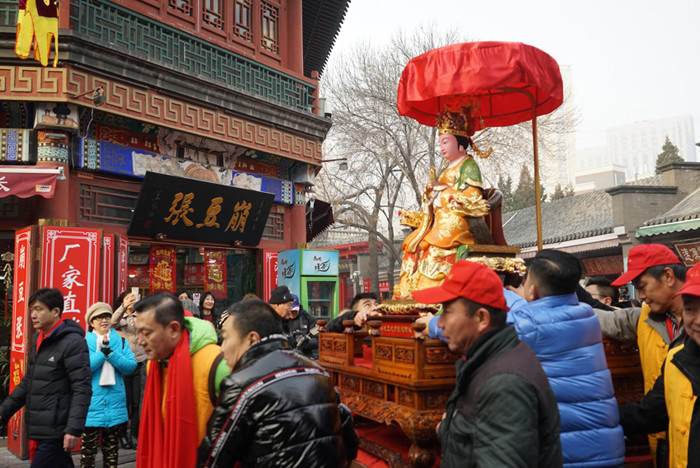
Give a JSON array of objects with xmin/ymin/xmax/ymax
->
[
  {"xmin": 204, "ymin": 249, "xmax": 227, "ymax": 298},
  {"xmin": 41, "ymin": 227, "xmax": 101, "ymax": 328},
  {"xmin": 8, "ymin": 227, "xmax": 32, "ymax": 457},
  {"xmin": 128, "ymin": 265, "xmax": 151, "ymax": 288},
  {"xmin": 11, "ymin": 228, "xmax": 31, "ymax": 355},
  {"xmin": 263, "ymin": 251, "xmax": 278, "ymax": 304},
  {"xmin": 0, "ymin": 167, "xmax": 57, "ymax": 199},
  {"xmin": 118, "ymin": 236, "xmax": 128, "ymax": 294},
  {"xmin": 582, "ymin": 255, "xmax": 624, "ymax": 277},
  {"xmin": 149, "ymin": 244, "xmax": 176, "ymax": 294},
  {"xmin": 363, "ymin": 278, "xmax": 370, "ymax": 292},
  {"xmin": 101, "ymin": 234, "xmax": 114, "ymax": 304},
  {"xmin": 379, "ymin": 281, "xmax": 389, "ymax": 293},
  {"xmin": 184, "ymin": 264, "xmax": 205, "ymax": 286}
]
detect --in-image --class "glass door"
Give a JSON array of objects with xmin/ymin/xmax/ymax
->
[{"xmin": 301, "ymin": 277, "xmax": 338, "ymax": 320}]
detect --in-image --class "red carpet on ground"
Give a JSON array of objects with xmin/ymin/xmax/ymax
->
[{"xmin": 354, "ymin": 418, "xmax": 440, "ymax": 468}]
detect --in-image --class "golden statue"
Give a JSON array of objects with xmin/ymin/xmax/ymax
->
[{"xmin": 397, "ymin": 110, "xmax": 496, "ymax": 297}]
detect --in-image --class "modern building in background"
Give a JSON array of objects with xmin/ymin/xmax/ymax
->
[{"xmin": 577, "ymin": 114, "xmax": 696, "ymax": 183}]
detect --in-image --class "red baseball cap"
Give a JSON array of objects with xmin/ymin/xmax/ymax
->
[
  {"xmin": 611, "ymin": 244, "xmax": 682, "ymax": 287},
  {"xmin": 412, "ymin": 260, "xmax": 508, "ymax": 310},
  {"xmin": 676, "ymin": 262, "xmax": 700, "ymax": 298}
]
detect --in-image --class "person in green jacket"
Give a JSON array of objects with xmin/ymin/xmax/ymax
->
[{"xmin": 412, "ymin": 260, "xmax": 562, "ymax": 468}]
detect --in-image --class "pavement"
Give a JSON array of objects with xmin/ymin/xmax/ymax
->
[{"xmin": 0, "ymin": 437, "xmax": 137, "ymax": 467}]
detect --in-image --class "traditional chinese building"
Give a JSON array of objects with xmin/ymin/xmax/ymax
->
[
  {"xmin": 0, "ymin": 4, "xmax": 347, "ymax": 455},
  {"xmin": 0, "ymin": 0, "xmax": 348, "ymax": 307},
  {"xmin": 503, "ymin": 162, "xmax": 700, "ymax": 287}
]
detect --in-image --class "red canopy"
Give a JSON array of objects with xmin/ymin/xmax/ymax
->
[
  {"xmin": 397, "ymin": 42, "xmax": 563, "ymax": 130},
  {"xmin": 0, "ymin": 166, "xmax": 58, "ymax": 198}
]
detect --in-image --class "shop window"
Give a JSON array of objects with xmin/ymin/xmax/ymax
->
[
  {"xmin": 127, "ymin": 243, "xmax": 256, "ymax": 312},
  {"xmin": 79, "ymin": 184, "xmax": 139, "ymax": 226},
  {"xmin": 234, "ymin": 0, "xmax": 253, "ymax": 42},
  {"xmin": 203, "ymin": 0, "xmax": 224, "ymax": 30},
  {"xmin": 169, "ymin": 0, "xmax": 193, "ymax": 16},
  {"xmin": 260, "ymin": 1, "xmax": 279, "ymax": 54},
  {"xmin": 0, "ymin": 196, "xmax": 20, "ymax": 219},
  {"xmin": 262, "ymin": 211, "xmax": 284, "ymax": 240}
]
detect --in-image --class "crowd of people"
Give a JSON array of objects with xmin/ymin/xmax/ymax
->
[{"xmin": 0, "ymin": 243, "xmax": 699, "ymax": 467}]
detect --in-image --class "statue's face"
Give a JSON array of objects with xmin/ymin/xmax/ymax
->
[{"xmin": 439, "ymin": 134, "xmax": 464, "ymax": 162}]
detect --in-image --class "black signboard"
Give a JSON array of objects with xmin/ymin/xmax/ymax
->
[{"xmin": 128, "ymin": 172, "xmax": 274, "ymax": 245}]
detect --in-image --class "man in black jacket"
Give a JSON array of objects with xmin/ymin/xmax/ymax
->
[
  {"xmin": 282, "ymin": 294, "xmax": 318, "ymax": 358},
  {"xmin": 197, "ymin": 299, "xmax": 358, "ymax": 468},
  {"xmin": 412, "ymin": 261, "xmax": 562, "ymax": 467},
  {"xmin": 0, "ymin": 288, "xmax": 92, "ymax": 467}
]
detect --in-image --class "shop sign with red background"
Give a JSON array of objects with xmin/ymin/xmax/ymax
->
[
  {"xmin": 8, "ymin": 227, "xmax": 32, "ymax": 457},
  {"xmin": 204, "ymin": 249, "xmax": 227, "ymax": 298},
  {"xmin": 582, "ymin": 255, "xmax": 624, "ymax": 277},
  {"xmin": 363, "ymin": 280, "xmax": 389, "ymax": 293},
  {"xmin": 128, "ymin": 265, "xmax": 151, "ymax": 287},
  {"xmin": 149, "ymin": 245, "xmax": 176, "ymax": 294},
  {"xmin": 675, "ymin": 241, "xmax": 700, "ymax": 266},
  {"xmin": 101, "ymin": 235, "xmax": 114, "ymax": 304},
  {"xmin": 263, "ymin": 251, "xmax": 278, "ymax": 303},
  {"xmin": 40, "ymin": 227, "xmax": 100, "ymax": 327}
]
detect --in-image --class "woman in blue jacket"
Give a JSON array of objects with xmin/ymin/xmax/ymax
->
[{"xmin": 81, "ymin": 302, "xmax": 137, "ymax": 468}]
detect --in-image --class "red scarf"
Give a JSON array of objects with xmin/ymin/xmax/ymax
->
[
  {"xmin": 35, "ymin": 319, "xmax": 64, "ymax": 350},
  {"xmin": 137, "ymin": 329, "xmax": 198, "ymax": 468}
]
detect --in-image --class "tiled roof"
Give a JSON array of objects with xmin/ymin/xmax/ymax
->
[
  {"xmin": 622, "ymin": 174, "xmax": 665, "ymax": 186},
  {"xmin": 502, "ymin": 190, "xmax": 613, "ymax": 248},
  {"xmin": 303, "ymin": 0, "xmax": 351, "ymax": 77},
  {"xmin": 501, "ymin": 175, "xmax": 673, "ymax": 247}
]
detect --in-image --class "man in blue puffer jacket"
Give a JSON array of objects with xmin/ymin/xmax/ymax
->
[
  {"xmin": 507, "ymin": 249, "xmax": 625, "ymax": 468},
  {"xmin": 422, "ymin": 250, "xmax": 625, "ymax": 467}
]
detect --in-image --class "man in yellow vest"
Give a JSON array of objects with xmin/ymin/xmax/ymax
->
[
  {"xmin": 620, "ymin": 261, "xmax": 700, "ymax": 468},
  {"xmin": 595, "ymin": 244, "xmax": 687, "ymax": 465}
]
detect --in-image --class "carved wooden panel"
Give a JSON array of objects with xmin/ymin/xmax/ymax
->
[
  {"xmin": 340, "ymin": 374, "xmax": 359, "ymax": 391},
  {"xmin": 363, "ymin": 379, "xmax": 385, "ymax": 399},
  {"xmin": 425, "ymin": 347, "xmax": 459, "ymax": 364},
  {"xmin": 398, "ymin": 387, "xmax": 415, "ymax": 407},
  {"xmin": 376, "ymin": 344, "xmax": 393, "ymax": 360},
  {"xmin": 395, "ymin": 347, "xmax": 414, "ymax": 363},
  {"xmin": 423, "ymin": 390, "xmax": 449, "ymax": 410},
  {"xmin": 320, "ymin": 337, "xmax": 332, "ymax": 351},
  {"xmin": 334, "ymin": 339, "xmax": 346, "ymax": 353}
]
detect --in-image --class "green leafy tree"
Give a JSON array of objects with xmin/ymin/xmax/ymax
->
[{"xmin": 655, "ymin": 136, "xmax": 684, "ymax": 174}]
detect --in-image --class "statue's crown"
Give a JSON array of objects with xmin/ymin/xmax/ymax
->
[{"xmin": 436, "ymin": 110, "xmax": 470, "ymax": 138}]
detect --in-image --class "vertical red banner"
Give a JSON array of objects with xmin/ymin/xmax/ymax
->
[
  {"xmin": 101, "ymin": 234, "xmax": 114, "ymax": 304},
  {"xmin": 117, "ymin": 236, "xmax": 128, "ymax": 294},
  {"xmin": 8, "ymin": 227, "xmax": 33, "ymax": 458},
  {"xmin": 263, "ymin": 251, "xmax": 278, "ymax": 304},
  {"xmin": 204, "ymin": 250, "xmax": 227, "ymax": 298},
  {"xmin": 149, "ymin": 244, "xmax": 176, "ymax": 294},
  {"xmin": 40, "ymin": 227, "xmax": 101, "ymax": 328}
]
